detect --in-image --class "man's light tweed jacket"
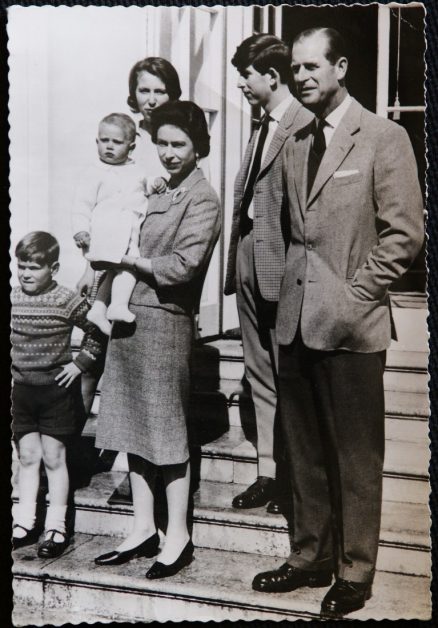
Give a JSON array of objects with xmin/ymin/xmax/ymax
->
[
  {"xmin": 224, "ymin": 98, "xmax": 313, "ymax": 301},
  {"xmin": 276, "ymin": 98, "xmax": 424, "ymax": 352}
]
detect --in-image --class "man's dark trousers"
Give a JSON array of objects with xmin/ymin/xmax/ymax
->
[{"xmin": 279, "ymin": 331, "xmax": 386, "ymax": 583}]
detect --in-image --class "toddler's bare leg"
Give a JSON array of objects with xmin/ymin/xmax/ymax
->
[
  {"xmin": 87, "ymin": 271, "xmax": 113, "ymax": 335},
  {"xmin": 106, "ymin": 217, "xmax": 142, "ymax": 323},
  {"xmin": 106, "ymin": 270, "xmax": 137, "ymax": 323}
]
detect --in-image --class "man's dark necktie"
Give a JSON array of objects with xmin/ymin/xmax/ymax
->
[
  {"xmin": 307, "ymin": 119, "xmax": 326, "ymax": 197},
  {"xmin": 240, "ymin": 115, "xmax": 271, "ymax": 236}
]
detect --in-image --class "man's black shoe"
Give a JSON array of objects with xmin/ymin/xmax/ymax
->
[
  {"xmin": 252, "ymin": 563, "xmax": 332, "ymax": 593},
  {"xmin": 266, "ymin": 495, "xmax": 291, "ymax": 516},
  {"xmin": 232, "ymin": 476, "xmax": 276, "ymax": 509},
  {"xmin": 320, "ymin": 579, "xmax": 372, "ymax": 618}
]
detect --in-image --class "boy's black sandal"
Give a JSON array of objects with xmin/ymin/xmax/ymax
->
[
  {"xmin": 12, "ymin": 524, "xmax": 39, "ymax": 550},
  {"xmin": 37, "ymin": 529, "xmax": 68, "ymax": 558}
]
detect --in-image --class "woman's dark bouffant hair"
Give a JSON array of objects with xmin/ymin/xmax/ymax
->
[
  {"xmin": 150, "ymin": 101, "xmax": 210, "ymax": 158},
  {"xmin": 127, "ymin": 57, "xmax": 182, "ymax": 112}
]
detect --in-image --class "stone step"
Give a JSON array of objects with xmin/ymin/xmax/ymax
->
[
  {"xmin": 385, "ymin": 350, "xmax": 428, "ymax": 372},
  {"xmin": 384, "ymin": 391, "xmax": 429, "ymax": 419},
  {"xmin": 200, "ymin": 426, "xmax": 429, "ymax": 486},
  {"xmin": 215, "ymin": 383, "xmax": 430, "ymax": 422},
  {"xmin": 193, "ymin": 340, "xmax": 429, "ymax": 370},
  {"xmin": 191, "ymin": 342, "xmax": 428, "ymax": 393},
  {"xmin": 89, "ymin": 385, "xmax": 430, "ymax": 431},
  {"xmin": 75, "ymin": 336, "xmax": 429, "ymax": 394},
  {"xmin": 83, "ymin": 418, "xmax": 429, "ymax": 500},
  {"xmin": 70, "ymin": 473, "xmax": 430, "ymax": 577},
  {"xmin": 198, "ymin": 388, "xmax": 430, "ymax": 427},
  {"xmin": 12, "ymin": 534, "xmax": 432, "ymax": 623},
  {"xmin": 383, "ymin": 371, "xmax": 428, "ymax": 394}
]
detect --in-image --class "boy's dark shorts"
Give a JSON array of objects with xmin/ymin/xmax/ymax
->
[{"xmin": 12, "ymin": 379, "xmax": 86, "ymax": 440}]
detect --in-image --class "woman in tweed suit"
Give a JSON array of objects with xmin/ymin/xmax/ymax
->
[{"xmin": 94, "ymin": 101, "xmax": 221, "ymax": 579}]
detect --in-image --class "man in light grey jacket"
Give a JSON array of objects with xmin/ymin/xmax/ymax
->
[{"xmin": 252, "ymin": 27, "xmax": 424, "ymax": 619}]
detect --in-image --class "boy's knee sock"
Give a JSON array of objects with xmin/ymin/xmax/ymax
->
[
  {"xmin": 44, "ymin": 504, "xmax": 67, "ymax": 542},
  {"xmin": 12, "ymin": 501, "xmax": 37, "ymax": 536}
]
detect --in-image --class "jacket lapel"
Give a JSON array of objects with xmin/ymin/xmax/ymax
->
[
  {"xmin": 148, "ymin": 168, "xmax": 205, "ymax": 215},
  {"xmin": 307, "ymin": 98, "xmax": 362, "ymax": 208},
  {"xmin": 235, "ymin": 130, "xmax": 258, "ymax": 201},
  {"xmin": 292, "ymin": 123, "xmax": 313, "ymax": 216},
  {"xmin": 258, "ymin": 99, "xmax": 301, "ymax": 178}
]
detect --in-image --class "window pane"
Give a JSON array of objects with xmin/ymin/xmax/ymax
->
[
  {"xmin": 391, "ymin": 112, "xmax": 426, "ymax": 294},
  {"xmin": 387, "ymin": 9, "xmax": 426, "ymax": 294},
  {"xmin": 388, "ymin": 7, "xmax": 425, "ymax": 107},
  {"xmin": 395, "ymin": 112, "xmax": 426, "ymax": 200}
]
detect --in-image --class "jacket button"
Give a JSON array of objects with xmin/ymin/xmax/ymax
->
[
  {"xmin": 306, "ymin": 243, "xmax": 313, "ymax": 250},
  {"xmin": 297, "ymin": 279, "xmax": 302, "ymax": 286}
]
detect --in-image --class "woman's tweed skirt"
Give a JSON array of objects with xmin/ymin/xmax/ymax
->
[{"xmin": 96, "ymin": 304, "xmax": 192, "ymax": 465}]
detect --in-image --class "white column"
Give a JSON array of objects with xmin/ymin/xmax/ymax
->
[
  {"xmin": 8, "ymin": 6, "xmax": 50, "ymax": 243},
  {"xmin": 222, "ymin": 6, "xmax": 254, "ymax": 332},
  {"xmin": 274, "ymin": 5, "xmax": 283, "ymax": 39},
  {"xmin": 145, "ymin": 5, "xmax": 160, "ymax": 57},
  {"xmin": 376, "ymin": 4, "xmax": 391, "ymax": 118}
]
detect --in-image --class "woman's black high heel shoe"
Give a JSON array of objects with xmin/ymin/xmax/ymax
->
[
  {"xmin": 145, "ymin": 539, "xmax": 194, "ymax": 579},
  {"xmin": 95, "ymin": 532, "xmax": 160, "ymax": 566}
]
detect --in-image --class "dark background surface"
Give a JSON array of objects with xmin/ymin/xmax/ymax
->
[{"xmin": 0, "ymin": 1, "xmax": 436, "ymax": 627}]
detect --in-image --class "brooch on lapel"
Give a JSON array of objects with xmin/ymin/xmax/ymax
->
[{"xmin": 165, "ymin": 186, "xmax": 187, "ymax": 203}]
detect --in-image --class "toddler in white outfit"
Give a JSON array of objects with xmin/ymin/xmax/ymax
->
[{"xmin": 72, "ymin": 113, "xmax": 165, "ymax": 334}]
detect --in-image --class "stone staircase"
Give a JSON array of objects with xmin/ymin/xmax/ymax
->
[{"xmin": 12, "ymin": 308, "xmax": 431, "ymax": 623}]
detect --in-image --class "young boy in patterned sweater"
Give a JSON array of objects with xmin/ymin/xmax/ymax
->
[{"xmin": 11, "ymin": 231, "xmax": 103, "ymax": 558}]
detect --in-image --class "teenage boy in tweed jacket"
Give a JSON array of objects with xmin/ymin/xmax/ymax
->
[
  {"xmin": 224, "ymin": 34, "xmax": 313, "ymax": 513},
  {"xmin": 11, "ymin": 231, "xmax": 103, "ymax": 559}
]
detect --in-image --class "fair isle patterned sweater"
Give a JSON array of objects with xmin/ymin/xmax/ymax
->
[{"xmin": 11, "ymin": 282, "xmax": 103, "ymax": 385}]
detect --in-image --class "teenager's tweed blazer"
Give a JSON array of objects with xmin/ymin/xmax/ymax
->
[
  {"xmin": 276, "ymin": 98, "xmax": 424, "ymax": 352},
  {"xmin": 224, "ymin": 99, "xmax": 313, "ymax": 301},
  {"xmin": 131, "ymin": 168, "xmax": 221, "ymax": 315}
]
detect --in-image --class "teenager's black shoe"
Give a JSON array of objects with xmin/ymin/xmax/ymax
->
[
  {"xmin": 252, "ymin": 563, "xmax": 332, "ymax": 593},
  {"xmin": 95, "ymin": 532, "xmax": 160, "ymax": 565},
  {"xmin": 145, "ymin": 540, "xmax": 194, "ymax": 579},
  {"xmin": 320, "ymin": 579, "xmax": 372, "ymax": 618},
  {"xmin": 232, "ymin": 477, "xmax": 277, "ymax": 509},
  {"xmin": 37, "ymin": 529, "xmax": 68, "ymax": 558}
]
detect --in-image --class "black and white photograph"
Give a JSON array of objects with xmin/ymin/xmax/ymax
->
[{"xmin": 8, "ymin": 1, "xmax": 432, "ymax": 623}]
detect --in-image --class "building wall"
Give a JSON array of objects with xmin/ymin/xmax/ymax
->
[
  {"xmin": 9, "ymin": 5, "xmax": 149, "ymax": 290},
  {"xmin": 9, "ymin": 4, "xmax": 256, "ymax": 334}
]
